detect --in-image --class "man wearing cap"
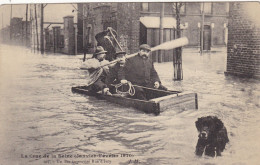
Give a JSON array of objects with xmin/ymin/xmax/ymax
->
[
  {"xmin": 105, "ymin": 51, "xmax": 127, "ymax": 93},
  {"xmin": 120, "ymin": 44, "xmax": 167, "ymax": 100},
  {"xmin": 81, "ymin": 46, "xmax": 112, "ymax": 95}
]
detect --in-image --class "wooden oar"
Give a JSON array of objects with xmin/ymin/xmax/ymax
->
[
  {"xmin": 80, "ymin": 53, "xmax": 138, "ymax": 86},
  {"xmin": 81, "ymin": 37, "xmax": 189, "ymax": 86},
  {"xmin": 81, "ymin": 37, "xmax": 188, "ymax": 70},
  {"xmin": 133, "ymin": 85, "xmax": 180, "ymax": 94}
]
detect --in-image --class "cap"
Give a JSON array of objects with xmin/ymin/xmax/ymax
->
[
  {"xmin": 115, "ymin": 51, "xmax": 126, "ymax": 56},
  {"xmin": 139, "ymin": 44, "xmax": 151, "ymax": 51}
]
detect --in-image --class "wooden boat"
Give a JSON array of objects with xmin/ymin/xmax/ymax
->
[{"xmin": 71, "ymin": 85, "xmax": 198, "ymax": 115}]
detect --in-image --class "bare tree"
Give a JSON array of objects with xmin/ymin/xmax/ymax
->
[
  {"xmin": 25, "ymin": 4, "xmax": 28, "ymax": 46},
  {"xmin": 34, "ymin": 4, "xmax": 39, "ymax": 51},
  {"xmin": 172, "ymin": 2, "xmax": 185, "ymax": 80}
]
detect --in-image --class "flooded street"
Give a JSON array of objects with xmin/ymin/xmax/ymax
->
[{"xmin": 0, "ymin": 44, "xmax": 259, "ymax": 165}]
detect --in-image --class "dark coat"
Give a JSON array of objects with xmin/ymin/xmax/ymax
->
[
  {"xmin": 122, "ymin": 54, "xmax": 160, "ymax": 86},
  {"xmin": 105, "ymin": 63, "xmax": 125, "ymax": 85}
]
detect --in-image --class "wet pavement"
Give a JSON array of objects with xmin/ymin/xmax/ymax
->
[{"xmin": 0, "ymin": 44, "xmax": 259, "ymax": 165}]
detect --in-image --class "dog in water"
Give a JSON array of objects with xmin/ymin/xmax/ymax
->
[{"xmin": 195, "ymin": 116, "xmax": 229, "ymax": 157}]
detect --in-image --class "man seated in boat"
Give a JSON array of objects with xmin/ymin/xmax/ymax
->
[
  {"xmin": 81, "ymin": 46, "xmax": 112, "ymax": 95},
  {"xmin": 105, "ymin": 51, "xmax": 128, "ymax": 94},
  {"xmin": 120, "ymin": 44, "xmax": 167, "ymax": 100}
]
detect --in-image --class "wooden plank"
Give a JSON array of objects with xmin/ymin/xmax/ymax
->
[
  {"xmin": 150, "ymin": 93, "xmax": 179, "ymax": 103},
  {"xmin": 162, "ymin": 99, "xmax": 197, "ymax": 112},
  {"xmin": 151, "ymin": 93, "xmax": 198, "ymax": 111},
  {"xmin": 161, "ymin": 93, "xmax": 197, "ymax": 111}
]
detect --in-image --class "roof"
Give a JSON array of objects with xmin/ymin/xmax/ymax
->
[{"xmin": 140, "ymin": 16, "xmax": 184, "ymax": 29}]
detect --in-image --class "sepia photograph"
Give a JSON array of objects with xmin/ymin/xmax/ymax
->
[{"xmin": 0, "ymin": 1, "xmax": 259, "ymax": 164}]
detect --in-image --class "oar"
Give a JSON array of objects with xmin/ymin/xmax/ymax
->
[
  {"xmin": 81, "ymin": 37, "xmax": 189, "ymax": 86},
  {"xmin": 133, "ymin": 84, "xmax": 181, "ymax": 94}
]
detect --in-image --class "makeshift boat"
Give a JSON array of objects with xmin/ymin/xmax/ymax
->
[{"xmin": 71, "ymin": 85, "xmax": 198, "ymax": 115}]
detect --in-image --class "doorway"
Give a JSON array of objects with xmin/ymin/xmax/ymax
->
[{"xmin": 203, "ymin": 25, "xmax": 211, "ymax": 50}]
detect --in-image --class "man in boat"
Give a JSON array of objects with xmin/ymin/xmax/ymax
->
[
  {"xmin": 105, "ymin": 51, "xmax": 128, "ymax": 94},
  {"xmin": 120, "ymin": 44, "xmax": 167, "ymax": 100},
  {"xmin": 81, "ymin": 46, "xmax": 112, "ymax": 95}
]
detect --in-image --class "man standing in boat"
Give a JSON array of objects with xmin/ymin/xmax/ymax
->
[
  {"xmin": 81, "ymin": 46, "xmax": 112, "ymax": 95},
  {"xmin": 120, "ymin": 44, "xmax": 167, "ymax": 100}
]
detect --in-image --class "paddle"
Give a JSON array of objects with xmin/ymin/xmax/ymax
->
[{"xmin": 81, "ymin": 37, "xmax": 189, "ymax": 86}]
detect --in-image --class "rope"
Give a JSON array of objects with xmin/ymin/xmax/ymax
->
[{"xmin": 112, "ymin": 81, "xmax": 135, "ymax": 96}]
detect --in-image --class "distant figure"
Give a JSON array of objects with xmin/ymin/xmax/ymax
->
[
  {"xmin": 121, "ymin": 44, "xmax": 167, "ymax": 100},
  {"xmin": 195, "ymin": 116, "xmax": 229, "ymax": 157},
  {"xmin": 105, "ymin": 51, "xmax": 128, "ymax": 94},
  {"xmin": 81, "ymin": 46, "xmax": 112, "ymax": 95}
]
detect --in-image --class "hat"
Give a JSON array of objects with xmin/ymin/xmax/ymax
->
[
  {"xmin": 115, "ymin": 51, "xmax": 126, "ymax": 56},
  {"xmin": 139, "ymin": 44, "xmax": 151, "ymax": 51},
  {"xmin": 94, "ymin": 46, "xmax": 107, "ymax": 56}
]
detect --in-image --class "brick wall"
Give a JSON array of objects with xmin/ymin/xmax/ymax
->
[
  {"xmin": 116, "ymin": 3, "xmax": 141, "ymax": 54},
  {"xmin": 226, "ymin": 2, "xmax": 260, "ymax": 78},
  {"xmin": 182, "ymin": 2, "xmax": 228, "ymax": 47},
  {"xmin": 143, "ymin": 2, "xmax": 228, "ymax": 47}
]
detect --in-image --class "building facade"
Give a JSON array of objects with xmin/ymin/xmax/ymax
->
[
  {"xmin": 0, "ymin": 17, "xmax": 31, "ymax": 46},
  {"xmin": 77, "ymin": 2, "xmax": 229, "ymax": 62},
  {"xmin": 226, "ymin": 2, "xmax": 260, "ymax": 78},
  {"xmin": 77, "ymin": 3, "xmax": 141, "ymax": 55},
  {"xmin": 0, "ymin": 4, "xmax": 76, "ymax": 55},
  {"xmin": 1, "ymin": 3, "xmax": 229, "ymax": 58}
]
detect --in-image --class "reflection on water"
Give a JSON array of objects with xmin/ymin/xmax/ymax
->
[{"xmin": 0, "ymin": 45, "xmax": 259, "ymax": 165}]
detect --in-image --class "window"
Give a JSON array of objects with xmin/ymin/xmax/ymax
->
[
  {"xmin": 59, "ymin": 35, "xmax": 64, "ymax": 48},
  {"xmin": 142, "ymin": 2, "xmax": 149, "ymax": 12},
  {"xmin": 180, "ymin": 3, "xmax": 186, "ymax": 14},
  {"xmin": 201, "ymin": 2, "xmax": 212, "ymax": 14}
]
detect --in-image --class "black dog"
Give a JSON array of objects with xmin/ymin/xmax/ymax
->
[{"xmin": 195, "ymin": 116, "xmax": 229, "ymax": 157}]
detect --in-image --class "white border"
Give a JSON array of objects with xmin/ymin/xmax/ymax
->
[{"xmin": 1, "ymin": 0, "xmax": 258, "ymax": 5}]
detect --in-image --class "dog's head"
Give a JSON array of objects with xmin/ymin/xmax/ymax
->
[{"xmin": 195, "ymin": 116, "xmax": 224, "ymax": 140}]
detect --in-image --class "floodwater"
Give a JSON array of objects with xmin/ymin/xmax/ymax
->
[{"xmin": 0, "ymin": 45, "xmax": 259, "ymax": 165}]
